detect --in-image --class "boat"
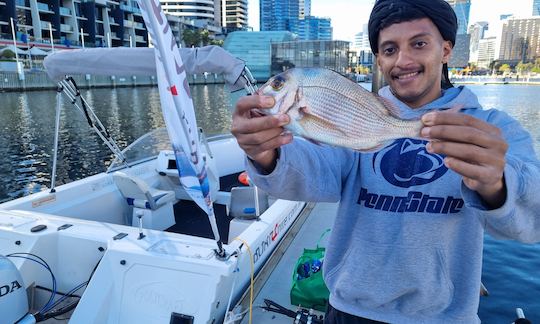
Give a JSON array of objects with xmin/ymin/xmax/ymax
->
[{"xmin": 0, "ymin": 45, "xmax": 307, "ymax": 324}]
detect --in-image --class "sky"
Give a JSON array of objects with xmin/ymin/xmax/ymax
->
[{"xmin": 247, "ymin": 0, "xmax": 534, "ymax": 42}]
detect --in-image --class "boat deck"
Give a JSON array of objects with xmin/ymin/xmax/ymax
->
[{"xmin": 240, "ymin": 202, "xmax": 338, "ymax": 323}]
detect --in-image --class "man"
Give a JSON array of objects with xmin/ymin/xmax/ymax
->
[{"xmin": 231, "ymin": 0, "xmax": 540, "ymax": 322}]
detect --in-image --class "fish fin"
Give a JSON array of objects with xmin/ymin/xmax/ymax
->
[
  {"xmin": 373, "ymin": 94, "xmax": 402, "ymax": 118},
  {"xmin": 295, "ymin": 87, "xmax": 309, "ymax": 111}
]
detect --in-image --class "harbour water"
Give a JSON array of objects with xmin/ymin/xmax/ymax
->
[{"xmin": 0, "ymin": 83, "xmax": 539, "ymax": 322}]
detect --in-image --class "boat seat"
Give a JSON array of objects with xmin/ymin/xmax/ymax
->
[{"xmin": 112, "ymin": 171, "xmax": 176, "ymax": 231}]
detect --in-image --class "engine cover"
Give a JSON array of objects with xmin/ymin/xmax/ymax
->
[{"xmin": 0, "ymin": 255, "xmax": 29, "ymax": 323}]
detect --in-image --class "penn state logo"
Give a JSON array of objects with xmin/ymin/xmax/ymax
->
[{"xmin": 372, "ymin": 139, "xmax": 448, "ymax": 188}]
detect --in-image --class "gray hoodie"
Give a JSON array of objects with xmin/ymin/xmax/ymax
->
[{"xmin": 246, "ymin": 85, "xmax": 540, "ymax": 323}]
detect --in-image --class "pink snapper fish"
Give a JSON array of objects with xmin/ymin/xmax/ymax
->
[{"xmin": 257, "ymin": 68, "xmax": 425, "ymax": 151}]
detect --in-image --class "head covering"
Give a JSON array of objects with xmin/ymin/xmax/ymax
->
[{"xmin": 368, "ymin": 0, "xmax": 458, "ymax": 89}]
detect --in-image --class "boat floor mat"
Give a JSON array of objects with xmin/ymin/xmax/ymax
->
[{"xmin": 167, "ymin": 200, "xmax": 232, "ymax": 243}]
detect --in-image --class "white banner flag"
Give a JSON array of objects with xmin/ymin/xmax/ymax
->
[{"xmin": 135, "ymin": 0, "xmax": 221, "ymax": 243}]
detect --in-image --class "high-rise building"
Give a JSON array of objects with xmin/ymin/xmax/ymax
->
[
  {"xmin": 445, "ymin": 0, "xmax": 471, "ymax": 35},
  {"xmin": 297, "ymin": 16, "xmax": 332, "ymax": 40},
  {"xmin": 0, "ymin": 0, "xmax": 151, "ymax": 48},
  {"xmin": 221, "ymin": 0, "xmax": 248, "ymax": 31},
  {"xmin": 161, "ymin": 0, "xmax": 221, "ymax": 26},
  {"xmin": 477, "ymin": 37, "xmax": 496, "ymax": 68},
  {"xmin": 468, "ymin": 21, "xmax": 489, "ymax": 63},
  {"xmin": 260, "ymin": 0, "xmax": 328, "ymax": 40},
  {"xmin": 448, "ymin": 34, "xmax": 470, "ymax": 68},
  {"xmin": 299, "ymin": 0, "xmax": 311, "ymax": 19},
  {"xmin": 534, "ymin": 0, "xmax": 540, "ymax": 16},
  {"xmin": 499, "ymin": 17, "xmax": 540, "ymax": 62},
  {"xmin": 260, "ymin": 0, "xmax": 300, "ymax": 32}
]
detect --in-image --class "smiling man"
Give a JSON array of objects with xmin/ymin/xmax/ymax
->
[{"xmin": 230, "ymin": 0, "xmax": 540, "ymax": 322}]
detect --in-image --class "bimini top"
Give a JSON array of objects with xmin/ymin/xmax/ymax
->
[{"xmin": 43, "ymin": 45, "xmax": 255, "ymax": 91}]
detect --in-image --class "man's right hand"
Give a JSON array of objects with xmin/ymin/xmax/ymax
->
[{"xmin": 231, "ymin": 95, "xmax": 292, "ymax": 173}]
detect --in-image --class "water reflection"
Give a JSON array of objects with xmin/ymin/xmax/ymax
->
[
  {"xmin": 1, "ymin": 84, "xmax": 539, "ymax": 202},
  {"xmin": 467, "ymin": 85, "xmax": 540, "ymax": 155}
]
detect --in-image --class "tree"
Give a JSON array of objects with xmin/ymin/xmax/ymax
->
[
  {"xmin": 182, "ymin": 29, "xmax": 219, "ymax": 47},
  {"xmin": 355, "ymin": 64, "xmax": 370, "ymax": 74},
  {"xmin": 516, "ymin": 61, "xmax": 533, "ymax": 74},
  {"xmin": 183, "ymin": 29, "xmax": 200, "ymax": 47},
  {"xmin": 210, "ymin": 39, "xmax": 224, "ymax": 46},
  {"xmin": 532, "ymin": 59, "xmax": 540, "ymax": 74},
  {"xmin": 1, "ymin": 49, "xmax": 15, "ymax": 60},
  {"xmin": 200, "ymin": 29, "xmax": 210, "ymax": 46},
  {"xmin": 499, "ymin": 64, "xmax": 511, "ymax": 74}
]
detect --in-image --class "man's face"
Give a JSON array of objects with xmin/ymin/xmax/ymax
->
[{"xmin": 376, "ymin": 18, "xmax": 452, "ymax": 108}]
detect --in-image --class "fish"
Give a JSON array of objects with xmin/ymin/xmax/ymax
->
[{"xmin": 256, "ymin": 67, "xmax": 424, "ymax": 152}]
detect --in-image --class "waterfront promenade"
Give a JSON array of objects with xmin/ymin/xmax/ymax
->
[
  {"xmin": 452, "ymin": 76, "xmax": 540, "ymax": 85},
  {"xmin": 0, "ymin": 70, "xmax": 226, "ymax": 91}
]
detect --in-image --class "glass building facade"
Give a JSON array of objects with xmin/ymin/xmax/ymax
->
[
  {"xmin": 223, "ymin": 31, "xmax": 297, "ymax": 81},
  {"xmin": 446, "ymin": 0, "xmax": 471, "ymax": 35},
  {"xmin": 297, "ymin": 16, "xmax": 332, "ymax": 41},
  {"xmin": 534, "ymin": 0, "xmax": 540, "ymax": 16},
  {"xmin": 260, "ymin": 0, "xmax": 299, "ymax": 33},
  {"xmin": 271, "ymin": 40, "xmax": 350, "ymax": 76}
]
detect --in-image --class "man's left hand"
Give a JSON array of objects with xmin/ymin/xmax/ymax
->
[{"xmin": 421, "ymin": 110, "xmax": 508, "ymax": 209}]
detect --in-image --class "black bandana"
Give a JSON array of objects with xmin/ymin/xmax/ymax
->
[{"xmin": 368, "ymin": 0, "xmax": 458, "ymax": 89}]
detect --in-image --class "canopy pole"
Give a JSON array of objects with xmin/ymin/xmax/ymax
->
[{"xmin": 50, "ymin": 84, "xmax": 63, "ymax": 193}]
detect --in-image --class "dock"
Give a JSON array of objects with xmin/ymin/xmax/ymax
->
[{"xmin": 237, "ymin": 202, "xmax": 338, "ymax": 324}]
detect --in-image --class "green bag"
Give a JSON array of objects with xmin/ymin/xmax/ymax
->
[{"xmin": 290, "ymin": 229, "xmax": 331, "ymax": 312}]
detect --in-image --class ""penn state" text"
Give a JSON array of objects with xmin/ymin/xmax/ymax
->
[{"xmin": 357, "ymin": 187, "xmax": 464, "ymax": 214}]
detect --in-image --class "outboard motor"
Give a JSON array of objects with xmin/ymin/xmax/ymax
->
[{"xmin": 0, "ymin": 255, "xmax": 34, "ymax": 323}]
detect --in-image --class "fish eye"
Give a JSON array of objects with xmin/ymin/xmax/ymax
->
[{"xmin": 270, "ymin": 76, "xmax": 285, "ymax": 91}]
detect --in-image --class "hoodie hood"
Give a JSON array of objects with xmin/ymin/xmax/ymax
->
[{"xmin": 378, "ymin": 85, "xmax": 482, "ymax": 119}]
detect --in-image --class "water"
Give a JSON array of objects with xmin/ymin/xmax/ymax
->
[{"xmin": 1, "ymin": 84, "xmax": 539, "ymax": 322}]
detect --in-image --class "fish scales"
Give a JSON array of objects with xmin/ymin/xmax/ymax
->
[{"xmin": 257, "ymin": 68, "xmax": 423, "ymax": 151}]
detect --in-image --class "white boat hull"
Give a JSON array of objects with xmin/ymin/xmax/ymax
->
[{"xmin": 0, "ymin": 135, "xmax": 305, "ymax": 323}]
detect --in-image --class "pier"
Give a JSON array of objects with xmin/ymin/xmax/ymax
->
[{"xmin": 0, "ymin": 71, "xmax": 226, "ymax": 92}]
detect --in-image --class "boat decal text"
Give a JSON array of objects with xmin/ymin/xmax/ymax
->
[
  {"xmin": 253, "ymin": 203, "xmax": 302, "ymax": 263},
  {"xmin": 0, "ymin": 280, "xmax": 22, "ymax": 298}
]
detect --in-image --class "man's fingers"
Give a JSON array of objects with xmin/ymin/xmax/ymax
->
[
  {"xmin": 232, "ymin": 114, "xmax": 289, "ymax": 135},
  {"xmin": 236, "ymin": 127, "xmax": 288, "ymax": 146},
  {"xmin": 422, "ymin": 111, "xmax": 501, "ymax": 136},
  {"xmin": 243, "ymin": 133, "xmax": 293, "ymax": 158},
  {"xmin": 427, "ymin": 141, "xmax": 506, "ymax": 167},
  {"xmin": 234, "ymin": 94, "xmax": 275, "ymax": 116},
  {"xmin": 443, "ymin": 157, "xmax": 500, "ymax": 186},
  {"xmin": 422, "ymin": 125, "xmax": 506, "ymax": 150}
]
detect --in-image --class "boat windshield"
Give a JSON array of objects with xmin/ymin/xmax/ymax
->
[{"xmin": 107, "ymin": 128, "xmax": 171, "ymax": 172}]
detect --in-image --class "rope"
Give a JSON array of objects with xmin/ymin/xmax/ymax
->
[{"xmin": 232, "ymin": 237, "xmax": 254, "ymax": 324}]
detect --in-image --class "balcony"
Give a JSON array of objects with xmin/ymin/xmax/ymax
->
[
  {"xmin": 37, "ymin": 2, "xmax": 53, "ymax": 13},
  {"xmin": 15, "ymin": 0, "xmax": 29, "ymax": 8},
  {"xmin": 59, "ymin": 7, "xmax": 71, "ymax": 16},
  {"xmin": 60, "ymin": 24, "xmax": 73, "ymax": 32},
  {"xmin": 40, "ymin": 22, "xmax": 55, "ymax": 30}
]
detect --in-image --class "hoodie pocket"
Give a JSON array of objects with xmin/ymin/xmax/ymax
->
[{"xmin": 325, "ymin": 240, "xmax": 454, "ymax": 316}]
